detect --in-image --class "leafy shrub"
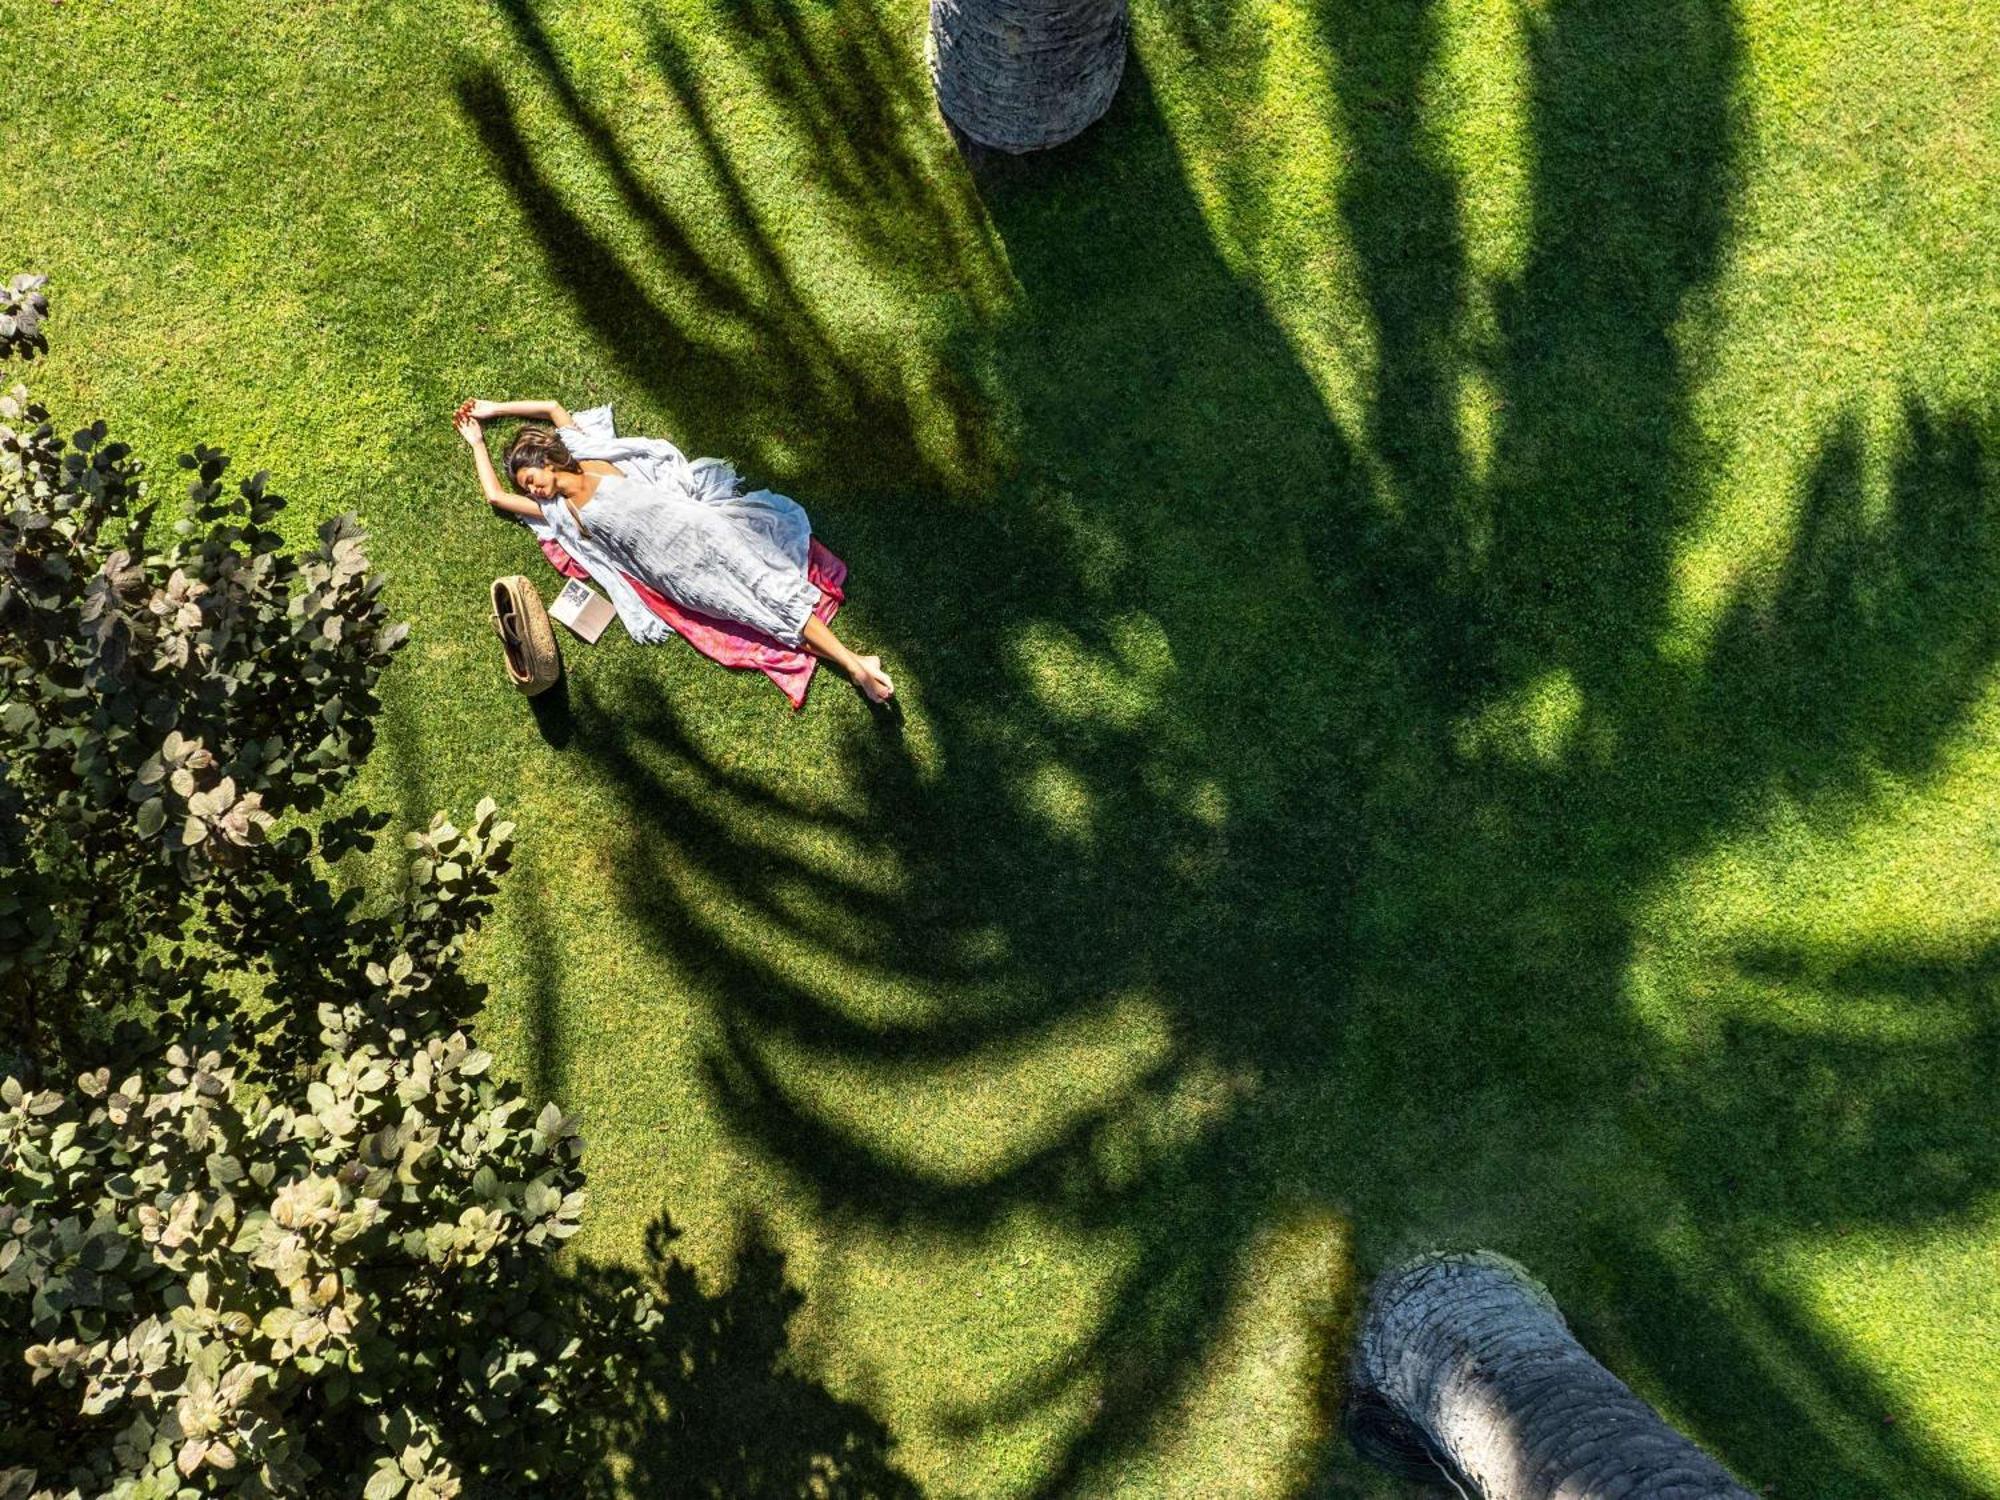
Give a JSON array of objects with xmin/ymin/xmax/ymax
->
[
  {"xmin": 0, "ymin": 290, "xmax": 652, "ymax": 1497},
  {"xmin": 0, "ymin": 802, "xmax": 673, "ymax": 1499},
  {"xmin": 0, "ymin": 281, "xmax": 407, "ymax": 1068},
  {"xmin": 0, "ymin": 275, "xmax": 48, "ymax": 361}
]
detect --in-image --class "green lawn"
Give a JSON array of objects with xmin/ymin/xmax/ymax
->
[{"xmin": 8, "ymin": 0, "xmax": 1999, "ymax": 1493}]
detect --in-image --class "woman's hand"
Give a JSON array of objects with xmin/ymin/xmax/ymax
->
[
  {"xmin": 456, "ymin": 409, "xmax": 485, "ymax": 447},
  {"xmin": 454, "ymin": 398, "xmax": 501, "ymax": 431}
]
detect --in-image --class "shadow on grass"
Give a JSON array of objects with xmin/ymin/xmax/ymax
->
[
  {"xmin": 560, "ymin": 1214, "xmax": 921, "ymax": 1500},
  {"xmin": 527, "ymin": 669, "xmax": 576, "ymax": 748},
  {"xmin": 454, "ymin": 0, "xmax": 1003, "ymax": 497},
  {"xmin": 456, "ymin": 0, "xmax": 2000, "ymax": 1494}
]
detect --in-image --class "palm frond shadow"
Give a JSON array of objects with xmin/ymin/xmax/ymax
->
[
  {"xmin": 565, "ymin": 1215, "xmax": 923, "ymax": 1499},
  {"xmin": 458, "ymin": 0, "xmax": 2000, "ymax": 1493},
  {"xmin": 457, "ymin": 0, "xmax": 1002, "ymax": 495},
  {"xmin": 1596, "ymin": 925, "xmax": 2000, "ymax": 1497}
]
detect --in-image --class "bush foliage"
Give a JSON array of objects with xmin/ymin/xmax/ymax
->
[
  {"xmin": 0, "ymin": 287, "xmax": 667, "ymax": 1498},
  {"xmin": 0, "ymin": 284, "xmax": 407, "ymax": 1069},
  {"xmin": 0, "ymin": 801, "xmax": 680, "ymax": 1498},
  {"xmin": 0, "ymin": 276, "xmax": 48, "ymax": 362}
]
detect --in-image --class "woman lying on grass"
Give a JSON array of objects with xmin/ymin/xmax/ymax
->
[{"xmin": 456, "ymin": 397, "xmax": 895, "ymax": 704}]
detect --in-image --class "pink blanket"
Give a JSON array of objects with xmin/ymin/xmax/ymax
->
[{"xmin": 539, "ymin": 537, "xmax": 847, "ymax": 710}]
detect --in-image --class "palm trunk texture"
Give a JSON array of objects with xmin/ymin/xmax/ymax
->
[
  {"xmin": 928, "ymin": 0, "xmax": 1128, "ymax": 153},
  {"xmin": 1349, "ymin": 1252, "xmax": 1756, "ymax": 1499}
]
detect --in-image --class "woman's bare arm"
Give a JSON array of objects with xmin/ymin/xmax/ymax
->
[
  {"xmin": 465, "ymin": 397, "xmax": 574, "ymax": 428},
  {"xmin": 457, "ymin": 412, "xmax": 543, "ymax": 520}
]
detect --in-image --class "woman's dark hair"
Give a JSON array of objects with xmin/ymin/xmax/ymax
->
[{"xmin": 505, "ymin": 425, "xmax": 582, "ymax": 486}]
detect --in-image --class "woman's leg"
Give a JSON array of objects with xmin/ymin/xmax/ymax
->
[{"xmin": 802, "ymin": 615, "xmax": 895, "ymax": 703}]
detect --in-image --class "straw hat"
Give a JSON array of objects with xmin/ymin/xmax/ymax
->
[{"xmin": 489, "ymin": 575, "xmax": 561, "ymax": 695}]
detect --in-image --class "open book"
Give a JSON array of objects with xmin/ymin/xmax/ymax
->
[{"xmin": 548, "ymin": 578, "xmax": 617, "ymax": 644}]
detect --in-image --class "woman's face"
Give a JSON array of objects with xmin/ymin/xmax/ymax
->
[{"xmin": 514, "ymin": 464, "xmax": 559, "ymax": 500}]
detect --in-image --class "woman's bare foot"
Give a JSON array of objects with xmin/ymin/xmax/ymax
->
[
  {"xmin": 800, "ymin": 617, "xmax": 895, "ymax": 704},
  {"xmin": 852, "ymin": 655, "xmax": 895, "ymax": 704}
]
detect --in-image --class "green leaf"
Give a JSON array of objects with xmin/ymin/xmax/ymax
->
[
  {"xmin": 363, "ymin": 1464, "xmax": 407, "ymax": 1500},
  {"xmin": 135, "ymin": 798, "xmax": 166, "ymax": 837}
]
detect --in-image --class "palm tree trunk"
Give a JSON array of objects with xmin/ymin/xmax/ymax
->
[
  {"xmin": 1348, "ymin": 1252, "xmax": 1756, "ymax": 1499},
  {"xmin": 927, "ymin": 0, "xmax": 1128, "ymax": 153}
]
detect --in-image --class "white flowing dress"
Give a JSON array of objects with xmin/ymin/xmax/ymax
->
[{"xmin": 516, "ymin": 405, "xmax": 820, "ymax": 647}]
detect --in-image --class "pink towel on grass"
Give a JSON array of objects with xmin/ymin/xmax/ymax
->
[{"xmin": 539, "ymin": 537, "xmax": 847, "ymax": 710}]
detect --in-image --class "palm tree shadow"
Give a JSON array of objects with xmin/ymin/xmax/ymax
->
[
  {"xmin": 566, "ymin": 1213, "xmax": 923, "ymax": 1498},
  {"xmin": 456, "ymin": 0, "xmax": 1002, "ymax": 495},
  {"xmin": 1589, "ymin": 932, "xmax": 2000, "ymax": 1496},
  {"xmin": 455, "ymin": 1, "xmax": 2000, "ymax": 1494}
]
